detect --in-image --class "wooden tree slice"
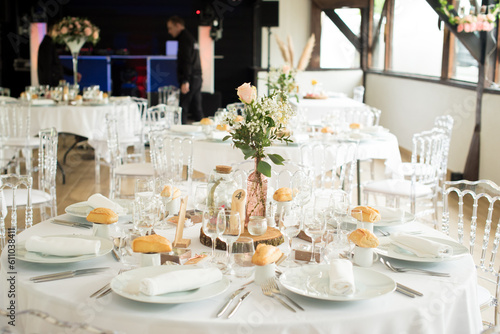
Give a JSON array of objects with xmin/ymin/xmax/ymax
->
[{"xmin": 199, "ymin": 227, "xmax": 284, "ymax": 251}]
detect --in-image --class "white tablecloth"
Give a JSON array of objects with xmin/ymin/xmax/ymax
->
[
  {"xmin": 193, "ymin": 133, "xmax": 402, "ymax": 177},
  {"xmin": 0, "ymin": 215, "xmax": 482, "ymax": 334},
  {"xmin": 290, "ymin": 96, "xmax": 366, "ymax": 123}
]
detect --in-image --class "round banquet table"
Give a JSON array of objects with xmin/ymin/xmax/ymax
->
[
  {"xmin": 192, "ymin": 132, "xmax": 402, "ymax": 177},
  {"xmin": 1, "ymin": 215, "xmax": 482, "ymax": 334}
]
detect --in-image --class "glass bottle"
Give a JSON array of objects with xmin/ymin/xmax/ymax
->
[{"xmin": 207, "ymin": 165, "xmax": 238, "ymax": 211}]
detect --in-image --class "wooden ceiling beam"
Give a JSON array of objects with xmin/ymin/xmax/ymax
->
[
  {"xmin": 312, "ymin": 0, "xmax": 369, "ymax": 9},
  {"xmin": 323, "ymin": 9, "xmax": 361, "ymax": 52}
]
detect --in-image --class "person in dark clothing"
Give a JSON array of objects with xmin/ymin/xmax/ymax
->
[
  {"xmin": 38, "ymin": 24, "xmax": 81, "ymax": 86},
  {"xmin": 167, "ymin": 16, "xmax": 203, "ymax": 124}
]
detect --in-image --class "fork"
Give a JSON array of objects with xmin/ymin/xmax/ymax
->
[
  {"xmin": 261, "ymin": 284, "xmax": 296, "ymax": 312},
  {"xmin": 381, "ymin": 258, "xmax": 450, "ymax": 277},
  {"xmin": 90, "ymin": 269, "xmax": 125, "ymax": 298},
  {"xmin": 266, "ymin": 279, "xmax": 304, "ymax": 311}
]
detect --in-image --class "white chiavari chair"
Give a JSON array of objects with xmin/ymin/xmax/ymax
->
[
  {"xmin": 149, "ymin": 130, "xmax": 194, "ymax": 196},
  {"xmin": 106, "ymin": 114, "xmax": 153, "ymax": 199},
  {"xmin": 0, "ymin": 175, "xmax": 33, "ymax": 248},
  {"xmin": 142, "ymin": 104, "xmax": 182, "ymax": 143},
  {"xmin": 363, "ymin": 128, "xmax": 447, "ymax": 224},
  {"xmin": 442, "ymin": 179, "xmax": 500, "ymax": 327}
]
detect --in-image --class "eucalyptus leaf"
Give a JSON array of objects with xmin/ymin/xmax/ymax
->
[{"xmin": 257, "ymin": 160, "xmax": 272, "ymax": 177}]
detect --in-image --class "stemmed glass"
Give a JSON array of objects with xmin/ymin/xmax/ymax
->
[
  {"xmin": 194, "ymin": 183, "xmax": 208, "ymax": 214},
  {"xmin": 279, "ymin": 209, "xmax": 301, "ymax": 268},
  {"xmin": 330, "ymin": 190, "xmax": 350, "ymax": 230},
  {"xmin": 202, "ymin": 207, "xmax": 225, "ymax": 263},
  {"xmin": 303, "ymin": 209, "xmax": 327, "ymax": 264},
  {"xmin": 219, "ymin": 212, "xmax": 241, "ymax": 274},
  {"xmin": 291, "ymin": 172, "xmax": 313, "ymax": 222},
  {"xmin": 133, "ymin": 178, "xmax": 161, "ymax": 235}
]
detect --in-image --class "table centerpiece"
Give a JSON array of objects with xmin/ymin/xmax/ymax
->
[
  {"xmin": 222, "ymin": 83, "xmax": 295, "ymax": 225},
  {"xmin": 53, "ymin": 17, "xmax": 100, "ymax": 84}
]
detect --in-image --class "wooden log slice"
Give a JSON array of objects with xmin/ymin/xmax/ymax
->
[{"xmin": 199, "ymin": 227, "xmax": 284, "ymax": 251}]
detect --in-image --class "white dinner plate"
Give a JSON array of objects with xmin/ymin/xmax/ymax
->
[
  {"xmin": 65, "ymin": 199, "xmax": 131, "ymax": 218},
  {"xmin": 375, "ymin": 236, "xmax": 469, "ymax": 262},
  {"xmin": 279, "ymin": 265, "xmax": 396, "ymax": 301},
  {"xmin": 110, "ymin": 266, "xmax": 230, "ymax": 304},
  {"xmin": 15, "ymin": 235, "xmax": 113, "ymax": 264}
]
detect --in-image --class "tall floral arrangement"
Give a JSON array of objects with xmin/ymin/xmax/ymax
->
[
  {"xmin": 53, "ymin": 17, "xmax": 100, "ymax": 45},
  {"xmin": 438, "ymin": 1, "xmax": 500, "ymax": 33},
  {"xmin": 268, "ymin": 65, "xmax": 299, "ymax": 102},
  {"xmin": 223, "ymin": 83, "xmax": 295, "ymax": 221}
]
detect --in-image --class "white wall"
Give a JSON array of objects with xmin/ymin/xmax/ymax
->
[
  {"xmin": 366, "ymin": 73, "xmax": 500, "ymax": 184},
  {"xmin": 261, "ymin": 0, "xmax": 311, "ymax": 69}
]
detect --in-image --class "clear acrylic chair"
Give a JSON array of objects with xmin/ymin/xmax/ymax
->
[
  {"xmin": 300, "ymin": 141, "xmax": 358, "ymax": 203},
  {"xmin": 2, "ymin": 128, "xmax": 58, "ymax": 223},
  {"xmin": 95, "ymin": 100, "xmax": 146, "ymax": 185},
  {"xmin": 363, "ymin": 128, "xmax": 447, "ymax": 223},
  {"xmin": 352, "ymin": 86, "xmax": 365, "ymax": 102},
  {"xmin": 0, "ymin": 175, "xmax": 33, "ymax": 248},
  {"xmin": 434, "ymin": 115, "xmax": 454, "ymax": 187},
  {"xmin": 142, "ymin": 104, "xmax": 182, "ymax": 143},
  {"xmin": 158, "ymin": 85, "xmax": 180, "ymax": 106},
  {"xmin": 149, "ymin": 129, "xmax": 194, "ymax": 196},
  {"xmin": 441, "ymin": 179, "xmax": 500, "ymax": 327},
  {"xmin": 0, "ymin": 87, "xmax": 10, "ymax": 96},
  {"xmin": 106, "ymin": 114, "xmax": 153, "ymax": 199},
  {"xmin": 0, "ymin": 101, "xmax": 39, "ymax": 176}
]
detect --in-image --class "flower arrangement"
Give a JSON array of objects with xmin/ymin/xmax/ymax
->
[
  {"xmin": 53, "ymin": 17, "xmax": 100, "ymax": 45},
  {"xmin": 222, "ymin": 83, "xmax": 295, "ymax": 177},
  {"xmin": 438, "ymin": 1, "xmax": 499, "ymax": 33},
  {"xmin": 268, "ymin": 65, "xmax": 299, "ymax": 102}
]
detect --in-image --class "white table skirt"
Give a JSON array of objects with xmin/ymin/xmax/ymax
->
[
  {"xmin": 193, "ymin": 133, "xmax": 402, "ymax": 177},
  {"xmin": 1, "ymin": 215, "xmax": 482, "ymax": 334}
]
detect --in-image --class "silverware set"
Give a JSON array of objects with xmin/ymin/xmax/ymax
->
[
  {"xmin": 51, "ymin": 219, "xmax": 92, "ymax": 229},
  {"xmin": 260, "ymin": 278, "xmax": 304, "ymax": 312},
  {"xmin": 380, "ymin": 258, "xmax": 450, "ymax": 277},
  {"xmin": 396, "ymin": 282, "xmax": 423, "ymax": 298},
  {"xmin": 216, "ymin": 280, "xmax": 254, "ymax": 318},
  {"xmin": 30, "ymin": 267, "xmax": 109, "ymax": 283},
  {"xmin": 89, "ymin": 269, "xmax": 126, "ymax": 299}
]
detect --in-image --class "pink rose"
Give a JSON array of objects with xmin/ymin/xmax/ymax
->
[
  {"xmin": 93, "ymin": 31, "xmax": 99, "ymax": 40},
  {"xmin": 457, "ymin": 23, "xmax": 464, "ymax": 33},
  {"xmin": 282, "ymin": 64, "xmax": 290, "ymax": 74},
  {"xmin": 470, "ymin": 22, "xmax": 477, "ymax": 31},
  {"xmin": 84, "ymin": 20, "xmax": 90, "ymax": 25},
  {"xmin": 60, "ymin": 27, "xmax": 68, "ymax": 34},
  {"xmin": 237, "ymin": 83, "xmax": 256, "ymax": 104},
  {"xmin": 476, "ymin": 21, "xmax": 483, "ymax": 31},
  {"xmin": 464, "ymin": 23, "xmax": 471, "ymax": 32},
  {"xmin": 84, "ymin": 27, "xmax": 92, "ymax": 36},
  {"xmin": 487, "ymin": 14, "xmax": 495, "ymax": 22},
  {"xmin": 75, "ymin": 21, "xmax": 81, "ymax": 28}
]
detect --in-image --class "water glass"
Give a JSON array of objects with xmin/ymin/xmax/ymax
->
[
  {"xmin": 323, "ymin": 229, "xmax": 353, "ymax": 263},
  {"xmin": 133, "ymin": 179, "xmax": 160, "ymax": 235},
  {"xmin": 202, "ymin": 207, "xmax": 225, "ymax": 262},
  {"xmin": 117, "ymin": 228, "xmax": 140, "ymax": 269},
  {"xmin": 304, "ymin": 210, "xmax": 327, "ymax": 264},
  {"xmin": 220, "ymin": 212, "xmax": 241, "ymax": 274},
  {"xmin": 232, "ymin": 237, "xmax": 255, "ymax": 278},
  {"xmin": 280, "ymin": 209, "xmax": 301, "ymax": 268},
  {"xmin": 194, "ymin": 183, "xmax": 208, "ymax": 213},
  {"xmin": 331, "ymin": 190, "xmax": 350, "ymax": 230}
]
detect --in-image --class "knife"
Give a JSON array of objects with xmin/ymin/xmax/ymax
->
[
  {"xmin": 397, "ymin": 283, "xmax": 423, "ymax": 297},
  {"xmin": 51, "ymin": 219, "xmax": 92, "ymax": 229},
  {"xmin": 111, "ymin": 248, "xmax": 121, "ymax": 262},
  {"xmin": 30, "ymin": 267, "xmax": 109, "ymax": 282},
  {"xmin": 396, "ymin": 287, "xmax": 415, "ymax": 298},
  {"xmin": 216, "ymin": 287, "xmax": 246, "ymax": 318},
  {"xmin": 227, "ymin": 291, "xmax": 252, "ymax": 319}
]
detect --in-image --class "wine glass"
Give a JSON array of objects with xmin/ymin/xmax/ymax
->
[
  {"xmin": 330, "ymin": 189, "xmax": 350, "ymax": 230},
  {"xmin": 219, "ymin": 211, "xmax": 241, "ymax": 274},
  {"xmin": 202, "ymin": 207, "xmax": 225, "ymax": 263},
  {"xmin": 303, "ymin": 209, "xmax": 327, "ymax": 264},
  {"xmin": 279, "ymin": 209, "xmax": 301, "ymax": 268},
  {"xmin": 291, "ymin": 172, "xmax": 313, "ymax": 221}
]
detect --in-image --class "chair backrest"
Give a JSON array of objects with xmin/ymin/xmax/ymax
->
[
  {"xmin": 149, "ymin": 130, "xmax": 194, "ymax": 194},
  {"xmin": 370, "ymin": 107, "xmax": 381, "ymax": 126},
  {"xmin": 38, "ymin": 128, "xmax": 58, "ymax": 219},
  {"xmin": 442, "ymin": 179, "xmax": 500, "ymax": 277},
  {"xmin": 299, "ymin": 141, "xmax": 358, "ymax": 199},
  {"xmin": 131, "ymin": 97, "xmax": 148, "ymax": 117},
  {"xmin": 0, "ymin": 101, "xmax": 31, "ymax": 144},
  {"xmin": 0, "ymin": 175, "xmax": 33, "ymax": 246},
  {"xmin": 352, "ymin": 86, "xmax": 365, "ymax": 102},
  {"xmin": 110, "ymin": 100, "xmax": 145, "ymax": 163},
  {"xmin": 434, "ymin": 115, "xmax": 454, "ymax": 182},
  {"xmin": 0, "ymin": 87, "xmax": 10, "ymax": 97},
  {"xmin": 409, "ymin": 128, "xmax": 447, "ymax": 186},
  {"xmin": 158, "ymin": 85, "xmax": 180, "ymax": 106},
  {"xmin": 143, "ymin": 104, "xmax": 182, "ymax": 138}
]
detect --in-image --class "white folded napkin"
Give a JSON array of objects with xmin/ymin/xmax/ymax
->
[
  {"xmin": 329, "ymin": 259, "xmax": 355, "ymax": 295},
  {"xmin": 140, "ymin": 268, "xmax": 223, "ymax": 296},
  {"xmin": 87, "ymin": 193, "xmax": 125, "ymax": 214},
  {"xmin": 25, "ymin": 236, "xmax": 100, "ymax": 256},
  {"xmin": 390, "ymin": 233, "xmax": 453, "ymax": 258}
]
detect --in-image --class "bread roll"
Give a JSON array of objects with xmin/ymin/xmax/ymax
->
[
  {"xmin": 351, "ymin": 206, "xmax": 381, "ymax": 223},
  {"xmin": 216, "ymin": 124, "xmax": 230, "ymax": 131},
  {"xmin": 251, "ymin": 244, "xmax": 282, "ymax": 266},
  {"xmin": 349, "ymin": 123, "xmax": 361, "ymax": 129},
  {"xmin": 348, "ymin": 228, "xmax": 379, "ymax": 248},
  {"xmin": 86, "ymin": 207, "xmax": 118, "ymax": 224},
  {"xmin": 132, "ymin": 234, "xmax": 172, "ymax": 253},
  {"xmin": 200, "ymin": 117, "xmax": 213, "ymax": 125},
  {"xmin": 161, "ymin": 185, "xmax": 181, "ymax": 199},
  {"xmin": 321, "ymin": 126, "xmax": 334, "ymax": 134},
  {"xmin": 273, "ymin": 187, "xmax": 293, "ymax": 202}
]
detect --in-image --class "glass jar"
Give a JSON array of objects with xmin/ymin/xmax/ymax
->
[
  {"xmin": 248, "ymin": 216, "xmax": 267, "ymax": 236},
  {"xmin": 207, "ymin": 165, "xmax": 238, "ymax": 210}
]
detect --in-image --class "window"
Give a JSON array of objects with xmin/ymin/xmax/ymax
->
[
  {"xmin": 452, "ymin": 38, "xmax": 478, "ymax": 83},
  {"xmin": 320, "ymin": 9, "xmax": 360, "ymax": 69},
  {"xmin": 391, "ymin": 0, "xmax": 443, "ymax": 77},
  {"xmin": 371, "ymin": 0, "xmax": 386, "ymax": 70}
]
